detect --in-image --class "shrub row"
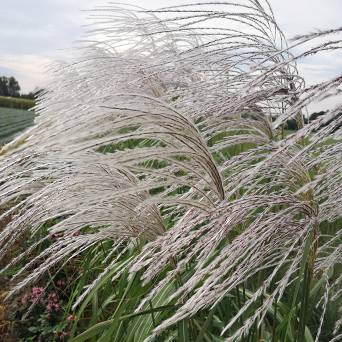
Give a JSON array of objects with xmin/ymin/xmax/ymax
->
[{"xmin": 0, "ymin": 96, "xmax": 35, "ymax": 110}]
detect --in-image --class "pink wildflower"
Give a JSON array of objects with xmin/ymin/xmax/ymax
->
[
  {"xmin": 47, "ymin": 302, "xmax": 60, "ymax": 313},
  {"xmin": 21, "ymin": 293, "xmax": 30, "ymax": 305},
  {"xmin": 31, "ymin": 287, "xmax": 44, "ymax": 304},
  {"xmin": 50, "ymin": 232, "xmax": 63, "ymax": 240},
  {"xmin": 56, "ymin": 279, "xmax": 66, "ymax": 287},
  {"xmin": 47, "ymin": 292, "xmax": 60, "ymax": 313},
  {"xmin": 57, "ymin": 331, "xmax": 70, "ymax": 340},
  {"xmin": 67, "ymin": 314, "xmax": 76, "ymax": 322}
]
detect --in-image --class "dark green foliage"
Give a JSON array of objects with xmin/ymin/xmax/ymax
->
[{"xmin": 0, "ymin": 76, "xmax": 21, "ymax": 97}]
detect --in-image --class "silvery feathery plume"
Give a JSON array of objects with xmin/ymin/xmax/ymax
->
[{"xmin": 0, "ymin": 1, "xmax": 341, "ymax": 341}]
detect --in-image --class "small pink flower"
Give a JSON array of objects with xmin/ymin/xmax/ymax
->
[
  {"xmin": 47, "ymin": 292, "xmax": 60, "ymax": 313},
  {"xmin": 47, "ymin": 302, "xmax": 60, "ymax": 313},
  {"xmin": 50, "ymin": 232, "xmax": 63, "ymax": 240},
  {"xmin": 67, "ymin": 314, "xmax": 76, "ymax": 322},
  {"xmin": 21, "ymin": 293, "xmax": 30, "ymax": 305},
  {"xmin": 31, "ymin": 287, "xmax": 44, "ymax": 296},
  {"xmin": 56, "ymin": 279, "xmax": 66, "ymax": 287},
  {"xmin": 31, "ymin": 287, "xmax": 44, "ymax": 304},
  {"xmin": 48, "ymin": 292, "xmax": 58, "ymax": 303},
  {"xmin": 57, "ymin": 331, "xmax": 70, "ymax": 340}
]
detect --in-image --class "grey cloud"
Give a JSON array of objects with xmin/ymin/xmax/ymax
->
[
  {"xmin": 0, "ymin": 0, "xmax": 341, "ymax": 94},
  {"xmin": 0, "ymin": 0, "xmax": 96, "ymax": 56}
]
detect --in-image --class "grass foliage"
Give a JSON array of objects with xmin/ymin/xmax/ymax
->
[{"xmin": 0, "ymin": 1, "xmax": 341, "ymax": 341}]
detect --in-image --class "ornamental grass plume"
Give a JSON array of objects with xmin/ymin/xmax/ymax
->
[{"xmin": 0, "ymin": 1, "xmax": 341, "ymax": 341}]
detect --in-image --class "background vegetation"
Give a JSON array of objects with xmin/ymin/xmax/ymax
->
[{"xmin": 0, "ymin": 97, "xmax": 35, "ymax": 111}]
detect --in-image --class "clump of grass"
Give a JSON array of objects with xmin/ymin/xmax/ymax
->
[{"xmin": 0, "ymin": 1, "xmax": 341, "ymax": 341}]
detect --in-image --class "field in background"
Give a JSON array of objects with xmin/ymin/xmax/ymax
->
[{"xmin": 0, "ymin": 107, "xmax": 35, "ymax": 146}]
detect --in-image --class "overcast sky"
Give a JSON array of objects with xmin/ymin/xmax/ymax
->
[{"xmin": 1, "ymin": 0, "xmax": 341, "ymax": 103}]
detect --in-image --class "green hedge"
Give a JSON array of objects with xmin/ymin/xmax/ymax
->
[{"xmin": 0, "ymin": 96, "xmax": 35, "ymax": 110}]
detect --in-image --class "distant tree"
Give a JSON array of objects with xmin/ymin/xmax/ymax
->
[
  {"xmin": 0, "ymin": 76, "xmax": 9, "ymax": 96},
  {"xmin": 0, "ymin": 76, "xmax": 21, "ymax": 97},
  {"xmin": 8, "ymin": 76, "xmax": 20, "ymax": 97},
  {"xmin": 21, "ymin": 92, "xmax": 35, "ymax": 100}
]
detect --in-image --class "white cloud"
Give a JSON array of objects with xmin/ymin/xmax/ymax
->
[
  {"xmin": 270, "ymin": 0, "xmax": 342, "ymax": 37},
  {"xmin": 0, "ymin": 55, "xmax": 53, "ymax": 92},
  {"xmin": 0, "ymin": 0, "xmax": 341, "ymax": 102}
]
